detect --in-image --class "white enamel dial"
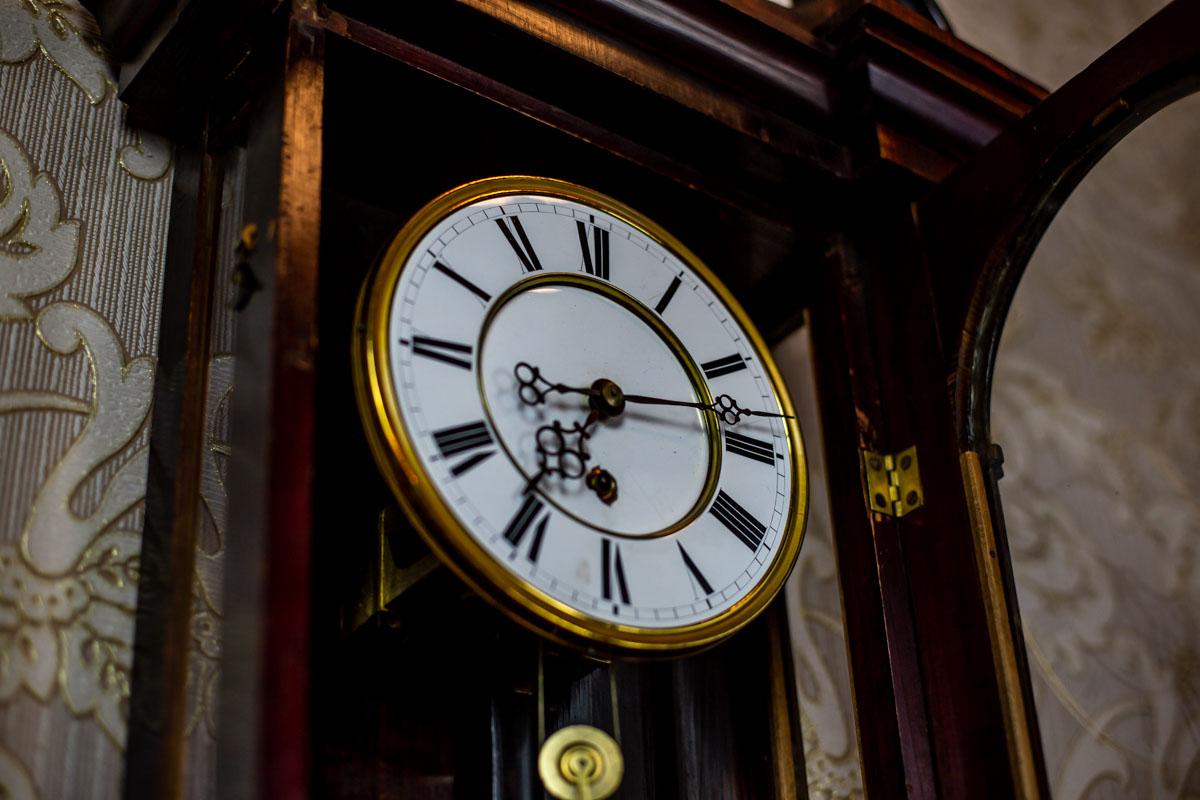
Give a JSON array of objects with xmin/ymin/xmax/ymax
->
[{"xmin": 357, "ymin": 178, "xmax": 807, "ymax": 652}]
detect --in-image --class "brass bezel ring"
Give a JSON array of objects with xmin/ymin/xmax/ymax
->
[{"xmin": 352, "ymin": 175, "xmax": 809, "ymax": 655}]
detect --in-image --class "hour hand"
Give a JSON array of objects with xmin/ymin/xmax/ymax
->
[
  {"xmin": 514, "ymin": 362, "xmax": 593, "ymax": 407},
  {"xmin": 621, "ymin": 391, "xmax": 793, "ymax": 426}
]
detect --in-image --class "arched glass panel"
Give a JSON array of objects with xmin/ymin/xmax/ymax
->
[
  {"xmin": 989, "ymin": 93, "xmax": 1200, "ymax": 799},
  {"xmin": 943, "ymin": 2, "xmax": 1199, "ymax": 797}
]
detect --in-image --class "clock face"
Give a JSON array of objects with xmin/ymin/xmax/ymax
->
[{"xmin": 355, "ymin": 177, "xmax": 807, "ymax": 653}]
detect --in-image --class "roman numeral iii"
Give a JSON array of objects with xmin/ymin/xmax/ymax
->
[
  {"xmin": 495, "ymin": 216, "xmax": 542, "ymax": 273},
  {"xmin": 709, "ymin": 489, "xmax": 767, "ymax": 551},
  {"xmin": 432, "ymin": 421, "xmax": 496, "ymax": 476},
  {"xmin": 724, "ymin": 430, "xmax": 776, "ymax": 465},
  {"xmin": 701, "ymin": 353, "xmax": 747, "ymax": 380},
  {"xmin": 577, "ymin": 218, "xmax": 610, "ymax": 279}
]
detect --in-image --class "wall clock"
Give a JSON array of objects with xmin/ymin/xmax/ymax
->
[{"xmin": 353, "ymin": 176, "xmax": 807, "ymax": 654}]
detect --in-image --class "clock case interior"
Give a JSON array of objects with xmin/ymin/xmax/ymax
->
[{"xmin": 314, "ymin": 15, "xmax": 821, "ymax": 799}]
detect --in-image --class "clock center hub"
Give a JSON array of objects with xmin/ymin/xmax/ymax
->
[
  {"xmin": 588, "ymin": 377, "xmax": 626, "ymax": 419},
  {"xmin": 478, "ymin": 273, "xmax": 720, "ymax": 538}
]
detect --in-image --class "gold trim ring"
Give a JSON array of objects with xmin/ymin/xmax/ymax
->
[{"xmin": 352, "ymin": 176, "xmax": 809, "ymax": 654}]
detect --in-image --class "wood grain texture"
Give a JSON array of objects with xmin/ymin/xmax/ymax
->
[
  {"xmin": 805, "ymin": 205, "xmax": 935, "ymax": 799},
  {"xmin": 262, "ymin": 13, "xmax": 324, "ymax": 798},
  {"xmin": 213, "ymin": 9, "xmax": 326, "ymax": 800}
]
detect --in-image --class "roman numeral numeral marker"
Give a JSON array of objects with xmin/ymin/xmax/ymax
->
[
  {"xmin": 710, "ymin": 490, "xmax": 767, "ymax": 551},
  {"xmin": 433, "ymin": 261, "xmax": 491, "ymax": 303},
  {"xmin": 576, "ymin": 218, "xmax": 610, "ymax": 280},
  {"xmin": 678, "ymin": 542, "xmax": 714, "ymax": 596},
  {"xmin": 724, "ymin": 430, "xmax": 776, "ymax": 466},
  {"xmin": 701, "ymin": 353, "xmax": 748, "ymax": 380},
  {"xmin": 432, "ymin": 421, "xmax": 496, "ymax": 476},
  {"xmin": 411, "ymin": 335, "xmax": 473, "ymax": 370},
  {"xmin": 502, "ymin": 493, "xmax": 549, "ymax": 564},
  {"xmin": 602, "ymin": 539, "xmax": 631, "ymax": 608},
  {"xmin": 654, "ymin": 274, "xmax": 682, "ymax": 315},
  {"xmin": 495, "ymin": 216, "xmax": 542, "ymax": 273}
]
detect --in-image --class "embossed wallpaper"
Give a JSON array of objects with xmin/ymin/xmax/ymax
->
[
  {"xmin": 778, "ymin": 329, "xmax": 865, "ymax": 800},
  {"xmin": 940, "ymin": 1, "xmax": 1200, "ymax": 797},
  {"xmin": 0, "ymin": 1, "xmax": 175, "ymax": 797}
]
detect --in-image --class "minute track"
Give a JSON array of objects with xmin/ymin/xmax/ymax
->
[{"xmin": 360, "ymin": 178, "xmax": 806, "ymax": 649}]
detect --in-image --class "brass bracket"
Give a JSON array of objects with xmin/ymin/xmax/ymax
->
[
  {"xmin": 863, "ymin": 445, "xmax": 924, "ymax": 517},
  {"xmin": 349, "ymin": 506, "xmax": 441, "ymax": 630}
]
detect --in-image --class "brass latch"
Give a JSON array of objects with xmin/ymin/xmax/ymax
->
[{"xmin": 863, "ymin": 445, "xmax": 923, "ymax": 517}]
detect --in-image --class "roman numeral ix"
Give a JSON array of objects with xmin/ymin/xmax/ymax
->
[
  {"xmin": 577, "ymin": 218, "xmax": 610, "ymax": 280},
  {"xmin": 709, "ymin": 490, "xmax": 767, "ymax": 551},
  {"xmin": 410, "ymin": 335, "xmax": 473, "ymax": 370},
  {"xmin": 432, "ymin": 421, "xmax": 496, "ymax": 476},
  {"xmin": 701, "ymin": 353, "xmax": 748, "ymax": 380},
  {"xmin": 602, "ymin": 539, "xmax": 631, "ymax": 608},
  {"xmin": 502, "ymin": 493, "xmax": 549, "ymax": 564},
  {"xmin": 495, "ymin": 216, "xmax": 542, "ymax": 273},
  {"xmin": 724, "ymin": 430, "xmax": 776, "ymax": 466}
]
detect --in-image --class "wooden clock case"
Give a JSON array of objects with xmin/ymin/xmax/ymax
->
[{"xmin": 86, "ymin": 0, "xmax": 1200, "ymax": 797}]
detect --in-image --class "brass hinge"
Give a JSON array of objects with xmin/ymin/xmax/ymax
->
[{"xmin": 863, "ymin": 445, "xmax": 924, "ymax": 517}]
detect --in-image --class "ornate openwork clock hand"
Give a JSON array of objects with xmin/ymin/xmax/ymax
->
[
  {"xmin": 530, "ymin": 414, "xmax": 596, "ymax": 486},
  {"xmin": 525, "ymin": 411, "xmax": 621, "ymax": 506},
  {"xmin": 515, "ymin": 361, "xmax": 796, "ymax": 427}
]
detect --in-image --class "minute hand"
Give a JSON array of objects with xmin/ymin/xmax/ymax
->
[
  {"xmin": 623, "ymin": 392, "xmax": 794, "ymax": 427},
  {"xmin": 512, "ymin": 362, "xmax": 792, "ymax": 426}
]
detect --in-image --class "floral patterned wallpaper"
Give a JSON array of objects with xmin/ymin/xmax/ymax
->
[
  {"xmin": 940, "ymin": 1, "xmax": 1200, "ymax": 797},
  {"xmin": 0, "ymin": 1, "xmax": 183, "ymax": 797}
]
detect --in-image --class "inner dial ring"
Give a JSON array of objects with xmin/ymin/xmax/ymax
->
[
  {"xmin": 356, "ymin": 175, "xmax": 809, "ymax": 654},
  {"xmin": 477, "ymin": 272, "xmax": 722, "ymax": 539}
]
